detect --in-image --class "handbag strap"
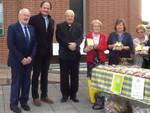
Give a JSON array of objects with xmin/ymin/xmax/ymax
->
[{"xmin": 92, "ymin": 103, "xmax": 104, "ymax": 110}]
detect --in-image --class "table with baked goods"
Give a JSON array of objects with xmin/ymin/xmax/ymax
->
[{"xmin": 91, "ymin": 65, "xmax": 150, "ymax": 105}]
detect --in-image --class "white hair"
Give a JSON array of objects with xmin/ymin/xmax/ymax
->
[
  {"xmin": 65, "ymin": 9, "xmax": 75, "ymax": 16},
  {"xmin": 19, "ymin": 8, "xmax": 30, "ymax": 14}
]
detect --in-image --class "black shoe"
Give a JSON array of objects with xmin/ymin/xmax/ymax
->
[
  {"xmin": 71, "ymin": 98, "xmax": 79, "ymax": 103},
  {"xmin": 61, "ymin": 97, "xmax": 68, "ymax": 103},
  {"xmin": 21, "ymin": 104, "xmax": 30, "ymax": 111},
  {"xmin": 10, "ymin": 106, "xmax": 21, "ymax": 113}
]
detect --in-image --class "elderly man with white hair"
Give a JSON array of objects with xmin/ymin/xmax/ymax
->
[
  {"xmin": 56, "ymin": 9, "xmax": 83, "ymax": 103},
  {"xmin": 7, "ymin": 8, "xmax": 37, "ymax": 113}
]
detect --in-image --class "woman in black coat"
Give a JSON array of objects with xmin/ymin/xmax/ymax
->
[
  {"xmin": 142, "ymin": 34, "xmax": 150, "ymax": 68},
  {"xmin": 107, "ymin": 18, "xmax": 133, "ymax": 65}
]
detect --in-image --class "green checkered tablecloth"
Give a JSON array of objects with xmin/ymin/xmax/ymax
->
[{"xmin": 91, "ymin": 67, "xmax": 150, "ymax": 105}]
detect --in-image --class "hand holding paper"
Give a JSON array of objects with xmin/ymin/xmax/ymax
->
[
  {"xmin": 87, "ymin": 38, "xmax": 94, "ymax": 47},
  {"xmin": 84, "ymin": 46, "xmax": 93, "ymax": 53}
]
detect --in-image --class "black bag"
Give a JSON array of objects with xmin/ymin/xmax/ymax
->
[
  {"xmin": 87, "ymin": 49, "xmax": 104, "ymax": 78},
  {"xmin": 92, "ymin": 92, "xmax": 105, "ymax": 110}
]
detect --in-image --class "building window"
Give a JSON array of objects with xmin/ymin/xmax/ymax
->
[{"xmin": 0, "ymin": 2, "xmax": 4, "ymax": 36}]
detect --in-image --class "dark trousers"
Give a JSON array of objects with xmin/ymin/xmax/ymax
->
[
  {"xmin": 10, "ymin": 66, "xmax": 31, "ymax": 107},
  {"xmin": 142, "ymin": 59, "xmax": 150, "ymax": 69},
  {"xmin": 87, "ymin": 62, "xmax": 104, "ymax": 78},
  {"xmin": 32, "ymin": 54, "xmax": 50, "ymax": 99},
  {"xmin": 59, "ymin": 58, "xmax": 80, "ymax": 98}
]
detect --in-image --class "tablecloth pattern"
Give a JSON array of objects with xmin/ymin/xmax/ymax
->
[{"xmin": 91, "ymin": 68, "xmax": 150, "ymax": 105}]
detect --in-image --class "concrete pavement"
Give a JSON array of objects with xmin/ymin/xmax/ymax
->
[{"xmin": 0, "ymin": 65, "xmax": 105, "ymax": 113}]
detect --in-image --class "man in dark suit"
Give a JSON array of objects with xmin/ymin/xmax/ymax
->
[
  {"xmin": 29, "ymin": 0, "xmax": 54, "ymax": 106},
  {"xmin": 56, "ymin": 10, "xmax": 83, "ymax": 103},
  {"xmin": 7, "ymin": 8, "xmax": 37, "ymax": 113}
]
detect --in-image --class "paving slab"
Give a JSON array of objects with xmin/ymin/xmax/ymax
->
[
  {"xmin": 0, "ymin": 74, "xmax": 105, "ymax": 113},
  {"xmin": 0, "ymin": 64, "xmax": 105, "ymax": 113}
]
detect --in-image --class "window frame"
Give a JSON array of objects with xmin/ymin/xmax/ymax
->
[{"xmin": 0, "ymin": 2, "xmax": 4, "ymax": 36}]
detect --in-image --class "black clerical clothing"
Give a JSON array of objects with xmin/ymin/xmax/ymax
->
[{"xmin": 56, "ymin": 22, "xmax": 83, "ymax": 98}]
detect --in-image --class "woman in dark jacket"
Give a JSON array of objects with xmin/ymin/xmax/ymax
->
[
  {"xmin": 107, "ymin": 18, "xmax": 133, "ymax": 65},
  {"xmin": 142, "ymin": 34, "xmax": 150, "ymax": 68}
]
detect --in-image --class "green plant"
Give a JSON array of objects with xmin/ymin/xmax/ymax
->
[{"xmin": 142, "ymin": 21, "xmax": 149, "ymax": 25}]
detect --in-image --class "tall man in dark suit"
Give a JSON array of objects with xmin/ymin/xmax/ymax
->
[
  {"xmin": 29, "ymin": 0, "xmax": 54, "ymax": 106},
  {"xmin": 56, "ymin": 10, "xmax": 83, "ymax": 103},
  {"xmin": 7, "ymin": 8, "xmax": 37, "ymax": 113}
]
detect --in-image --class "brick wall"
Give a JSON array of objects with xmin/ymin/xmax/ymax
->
[
  {"xmin": 86, "ymin": 0, "xmax": 141, "ymax": 37},
  {"xmin": 0, "ymin": 0, "xmax": 69, "ymax": 64},
  {"xmin": 128, "ymin": 0, "xmax": 141, "ymax": 38},
  {"xmin": 0, "ymin": 0, "xmax": 141, "ymax": 64},
  {"xmin": 0, "ymin": 0, "xmax": 18, "ymax": 64}
]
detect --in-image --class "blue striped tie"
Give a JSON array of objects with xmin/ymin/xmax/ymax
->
[{"xmin": 24, "ymin": 26, "xmax": 30, "ymax": 47}]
